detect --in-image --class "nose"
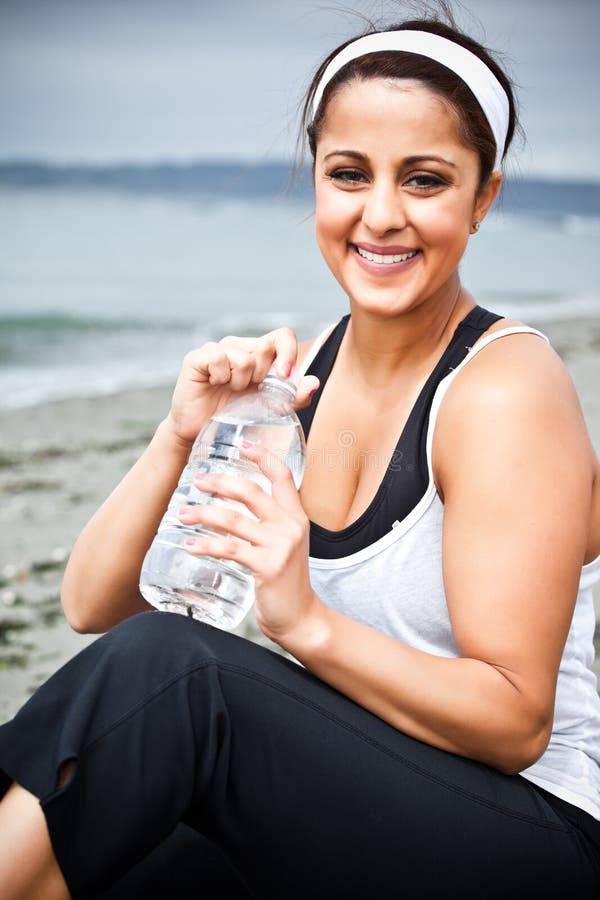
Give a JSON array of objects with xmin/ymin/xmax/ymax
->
[{"xmin": 361, "ymin": 179, "xmax": 407, "ymax": 236}]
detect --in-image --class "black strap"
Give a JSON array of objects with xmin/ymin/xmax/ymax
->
[{"xmin": 299, "ymin": 305, "xmax": 504, "ymax": 558}]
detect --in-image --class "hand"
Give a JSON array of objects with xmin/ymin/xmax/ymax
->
[
  {"xmin": 165, "ymin": 328, "xmax": 319, "ymax": 448},
  {"xmin": 177, "ymin": 441, "xmax": 325, "ymax": 645}
]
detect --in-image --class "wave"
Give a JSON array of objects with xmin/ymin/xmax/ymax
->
[
  {"xmin": 0, "ymin": 298, "xmax": 597, "ymax": 412},
  {"xmin": 0, "ymin": 308, "xmax": 324, "ymax": 346},
  {"xmin": 0, "ymin": 311, "xmax": 194, "ymax": 368},
  {"xmin": 0, "ymin": 309, "xmax": 329, "ymax": 410},
  {"xmin": 0, "ymin": 311, "xmax": 190, "ymax": 332}
]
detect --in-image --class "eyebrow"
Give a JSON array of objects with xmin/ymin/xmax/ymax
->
[{"xmin": 322, "ymin": 150, "xmax": 457, "ymax": 168}]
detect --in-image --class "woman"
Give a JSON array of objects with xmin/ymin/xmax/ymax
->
[{"xmin": 1, "ymin": 13, "xmax": 599, "ymax": 899}]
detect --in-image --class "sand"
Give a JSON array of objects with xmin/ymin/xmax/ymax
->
[{"xmin": 1, "ymin": 314, "xmax": 599, "ymax": 723}]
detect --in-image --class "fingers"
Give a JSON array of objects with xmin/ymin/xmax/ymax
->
[
  {"xmin": 195, "ymin": 342, "xmax": 264, "ymax": 392},
  {"xmin": 183, "ymin": 530, "xmax": 255, "ymax": 569},
  {"xmin": 180, "ymin": 344, "xmax": 226, "ymax": 384},
  {"xmin": 185, "ymin": 441, "xmax": 302, "ymax": 521},
  {"xmin": 217, "ymin": 329, "xmax": 320, "ymax": 405},
  {"xmin": 218, "ymin": 335, "xmax": 273, "ymax": 387},
  {"xmin": 239, "ymin": 441, "xmax": 304, "ymax": 509},
  {"xmin": 169, "ymin": 325, "xmax": 316, "ymax": 448},
  {"xmin": 179, "ymin": 502, "xmax": 261, "ymax": 545},
  {"xmin": 194, "ymin": 326, "xmax": 299, "ymax": 392},
  {"xmin": 180, "ymin": 450, "xmax": 308, "ymax": 572},
  {"xmin": 294, "ymin": 375, "xmax": 320, "ymax": 410},
  {"xmin": 190, "ymin": 471, "xmax": 274, "ymax": 520},
  {"xmin": 268, "ymin": 326, "xmax": 298, "ymax": 378}
]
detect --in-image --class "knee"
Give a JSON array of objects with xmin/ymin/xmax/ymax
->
[
  {"xmin": 103, "ymin": 611, "xmax": 271, "ymax": 687},
  {"xmin": 109, "ymin": 610, "xmax": 208, "ymax": 651},
  {"xmin": 105, "ymin": 611, "xmax": 234, "ymax": 670}
]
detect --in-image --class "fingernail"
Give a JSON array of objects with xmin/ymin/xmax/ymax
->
[
  {"xmin": 195, "ymin": 472, "xmax": 208, "ymax": 480},
  {"xmin": 184, "ymin": 538, "xmax": 196, "ymax": 546},
  {"xmin": 241, "ymin": 439, "xmax": 255, "ymax": 449},
  {"xmin": 178, "ymin": 506, "xmax": 189, "ymax": 516},
  {"xmin": 281, "ymin": 362, "xmax": 292, "ymax": 378}
]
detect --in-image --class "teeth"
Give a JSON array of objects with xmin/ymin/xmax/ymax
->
[{"xmin": 356, "ymin": 247, "xmax": 418, "ymax": 264}]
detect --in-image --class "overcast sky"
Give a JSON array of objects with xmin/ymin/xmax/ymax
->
[{"xmin": 1, "ymin": 0, "xmax": 598, "ymax": 179}]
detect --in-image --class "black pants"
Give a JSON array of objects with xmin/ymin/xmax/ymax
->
[{"xmin": 1, "ymin": 611, "xmax": 599, "ymax": 899}]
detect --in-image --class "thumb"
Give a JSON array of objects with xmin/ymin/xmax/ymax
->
[{"xmin": 293, "ymin": 375, "xmax": 320, "ymax": 411}]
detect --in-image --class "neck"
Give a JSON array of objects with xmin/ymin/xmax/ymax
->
[{"xmin": 342, "ymin": 280, "xmax": 474, "ymax": 388}]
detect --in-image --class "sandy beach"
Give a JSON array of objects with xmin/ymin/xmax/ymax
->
[{"xmin": 1, "ymin": 314, "xmax": 599, "ymax": 724}]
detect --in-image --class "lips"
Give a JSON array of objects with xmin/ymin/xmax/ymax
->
[
  {"xmin": 356, "ymin": 246, "xmax": 418, "ymax": 264},
  {"xmin": 354, "ymin": 242, "xmax": 416, "ymax": 255},
  {"xmin": 350, "ymin": 242, "xmax": 421, "ymax": 274}
]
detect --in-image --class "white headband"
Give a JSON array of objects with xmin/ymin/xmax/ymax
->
[{"xmin": 311, "ymin": 30, "xmax": 510, "ymax": 171}]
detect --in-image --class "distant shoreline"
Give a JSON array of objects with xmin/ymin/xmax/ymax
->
[{"xmin": 1, "ymin": 161, "xmax": 600, "ymax": 217}]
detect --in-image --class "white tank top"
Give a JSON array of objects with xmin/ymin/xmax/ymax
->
[{"xmin": 297, "ymin": 323, "xmax": 600, "ymax": 820}]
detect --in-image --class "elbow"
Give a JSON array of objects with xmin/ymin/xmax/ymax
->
[
  {"xmin": 61, "ymin": 573, "xmax": 103, "ymax": 635},
  {"xmin": 481, "ymin": 668, "xmax": 554, "ymax": 775},
  {"xmin": 61, "ymin": 588, "xmax": 94, "ymax": 634},
  {"xmin": 64, "ymin": 612, "xmax": 94, "ymax": 635},
  {"xmin": 493, "ymin": 719, "xmax": 552, "ymax": 776},
  {"xmin": 61, "ymin": 598, "xmax": 107, "ymax": 635},
  {"xmin": 61, "ymin": 557, "xmax": 88, "ymax": 633},
  {"xmin": 61, "ymin": 570, "xmax": 149, "ymax": 635}
]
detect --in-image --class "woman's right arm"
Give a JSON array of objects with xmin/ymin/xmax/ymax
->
[
  {"xmin": 61, "ymin": 330, "xmax": 318, "ymax": 634},
  {"xmin": 61, "ymin": 417, "xmax": 192, "ymax": 633}
]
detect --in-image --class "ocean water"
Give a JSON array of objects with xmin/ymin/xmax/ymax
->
[{"xmin": 1, "ymin": 186, "xmax": 599, "ymax": 411}]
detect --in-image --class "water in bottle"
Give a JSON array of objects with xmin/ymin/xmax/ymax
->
[{"xmin": 139, "ymin": 373, "xmax": 305, "ymax": 629}]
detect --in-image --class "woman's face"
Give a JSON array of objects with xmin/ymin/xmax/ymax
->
[{"xmin": 314, "ymin": 78, "xmax": 496, "ymax": 318}]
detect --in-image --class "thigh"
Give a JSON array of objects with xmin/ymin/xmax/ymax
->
[
  {"xmin": 181, "ymin": 631, "xmax": 596, "ymax": 899},
  {"xmin": 1, "ymin": 611, "xmax": 597, "ymax": 899}
]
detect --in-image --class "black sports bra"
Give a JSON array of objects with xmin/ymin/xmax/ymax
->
[{"xmin": 297, "ymin": 305, "xmax": 504, "ymax": 559}]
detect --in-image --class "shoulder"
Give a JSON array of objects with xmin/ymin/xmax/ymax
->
[
  {"xmin": 433, "ymin": 317, "xmax": 597, "ymax": 497},
  {"xmin": 444, "ymin": 316, "xmax": 574, "ymax": 408}
]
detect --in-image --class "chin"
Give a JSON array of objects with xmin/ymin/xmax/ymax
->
[{"xmin": 345, "ymin": 285, "xmax": 421, "ymax": 317}]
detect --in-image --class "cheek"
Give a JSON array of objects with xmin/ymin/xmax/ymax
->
[
  {"xmin": 412, "ymin": 197, "xmax": 472, "ymax": 248},
  {"xmin": 315, "ymin": 191, "xmax": 355, "ymax": 250}
]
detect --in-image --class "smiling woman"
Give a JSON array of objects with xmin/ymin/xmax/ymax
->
[
  {"xmin": 1, "ymin": 7, "xmax": 600, "ymax": 900},
  {"xmin": 313, "ymin": 79, "xmax": 501, "ymax": 315}
]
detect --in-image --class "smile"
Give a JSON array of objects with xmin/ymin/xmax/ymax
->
[{"xmin": 355, "ymin": 246, "xmax": 419, "ymax": 264}]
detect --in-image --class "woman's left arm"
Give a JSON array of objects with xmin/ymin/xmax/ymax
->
[{"xmin": 181, "ymin": 336, "xmax": 596, "ymax": 774}]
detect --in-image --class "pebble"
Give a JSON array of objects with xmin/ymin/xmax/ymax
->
[
  {"xmin": 1, "ymin": 589, "xmax": 16, "ymax": 606},
  {"xmin": 50, "ymin": 547, "xmax": 68, "ymax": 563},
  {"xmin": 0, "ymin": 607, "xmax": 33, "ymax": 629},
  {"xmin": 1, "ymin": 548, "xmax": 68, "ymax": 584}
]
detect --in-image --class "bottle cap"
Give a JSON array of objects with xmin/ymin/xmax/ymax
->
[{"xmin": 262, "ymin": 365, "xmax": 297, "ymax": 399}]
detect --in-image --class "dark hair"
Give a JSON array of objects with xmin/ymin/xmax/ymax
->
[{"xmin": 298, "ymin": 14, "xmax": 519, "ymax": 189}]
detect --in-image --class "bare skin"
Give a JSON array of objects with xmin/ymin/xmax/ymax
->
[
  {"xmin": 0, "ymin": 765, "xmax": 75, "ymax": 900},
  {"xmin": 1, "ymin": 78, "xmax": 599, "ymax": 898}
]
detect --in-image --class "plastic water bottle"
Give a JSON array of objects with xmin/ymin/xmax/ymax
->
[{"xmin": 139, "ymin": 372, "xmax": 306, "ymax": 629}]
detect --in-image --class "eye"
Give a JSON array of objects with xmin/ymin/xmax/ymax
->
[
  {"xmin": 326, "ymin": 168, "xmax": 368, "ymax": 184},
  {"xmin": 405, "ymin": 173, "xmax": 447, "ymax": 191}
]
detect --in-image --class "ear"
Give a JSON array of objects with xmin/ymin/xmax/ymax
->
[{"xmin": 473, "ymin": 171, "xmax": 502, "ymax": 225}]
